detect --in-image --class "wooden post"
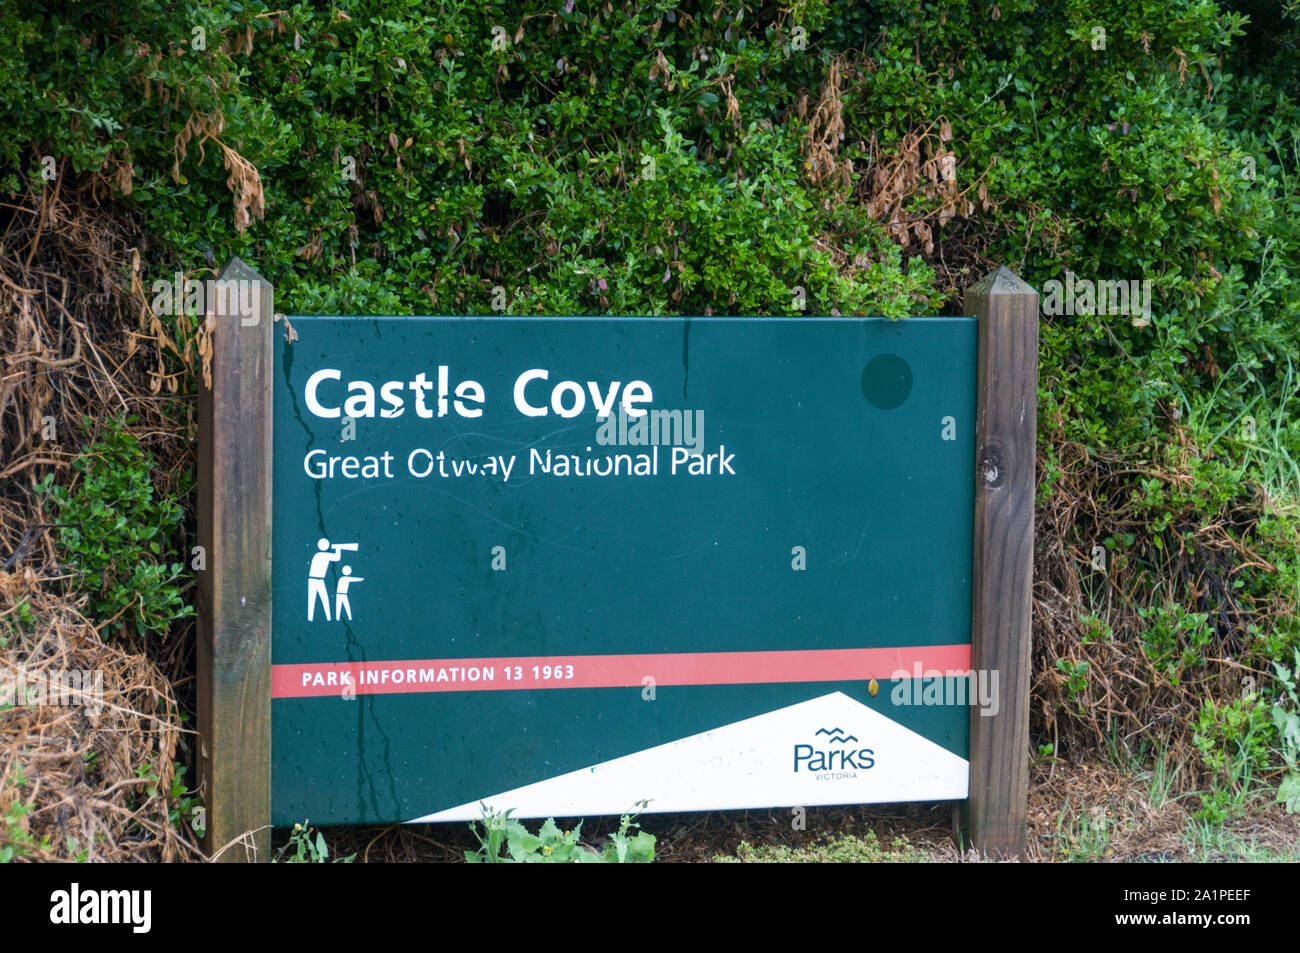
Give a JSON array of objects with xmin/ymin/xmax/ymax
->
[
  {"xmin": 961, "ymin": 266, "xmax": 1038, "ymax": 858},
  {"xmin": 196, "ymin": 258, "xmax": 273, "ymax": 862}
]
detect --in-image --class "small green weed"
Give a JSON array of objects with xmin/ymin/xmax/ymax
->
[
  {"xmin": 1, "ymin": 799, "xmax": 51, "ymax": 862},
  {"xmin": 1269, "ymin": 647, "xmax": 1300, "ymax": 812},
  {"xmin": 1056, "ymin": 658, "xmax": 1091, "ymax": 706},
  {"xmin": 1052, "ymin": 797, "xmax": 1114, "ymax": 861},
  {"xmin": 466, "ymin": 806, "xmax": 654, "ymax": 863},
  {"xmin": 274, "ymin": 822, "xmax": 355, "ymax": 863},
  {"xmin": 1138, "ymin": 603, "xmax": 1214, "ymax": 682},
  {"xmin": 1, "ymin": 765, "xmax": 52, "ymax": 862}
]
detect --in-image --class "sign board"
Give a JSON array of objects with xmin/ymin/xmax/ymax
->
[{"xmin": 269, "ymin": 315, "xmax": 979, "ymax": 825}]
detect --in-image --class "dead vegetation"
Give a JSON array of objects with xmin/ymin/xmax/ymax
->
[
  {"xmin": 1031, "ymin": 429, "xmax": 1291, "ymax": 795},
  {"xmin": 800, "ymin": 55, "xmax": 1000, "ymax": 294},
  {"xmin": 0, "ymin": 582, "xmax": 200, "ymax": 861},
  {"xmin": 0, "ymin": 175, "xmax": 203, "ymax": 861}
]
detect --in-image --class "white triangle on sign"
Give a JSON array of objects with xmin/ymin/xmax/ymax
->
[{"xmin": 408, "ymin": 691, "xmax": 969, "ymax": 823}]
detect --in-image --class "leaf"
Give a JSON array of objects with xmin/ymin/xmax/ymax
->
[
  {"xmin": 1278, "ymin": 773, "xmax": 1300, "ymax": 813},
  {"xmin": 627, "ymin": 831, "xmax": 656, "ymax": 862},
  {"xmin": 1272, "ymin": 708, "xmax": 1300, "ymax": 757}
]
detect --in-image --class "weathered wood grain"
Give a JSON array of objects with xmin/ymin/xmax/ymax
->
[
  {"xmin": 962, "ymin": 266, "xmax": 1038, "ymax": 858},
  {"xmin": 196, "ymin": 258, "xmax": 273, "ymax": 862}
]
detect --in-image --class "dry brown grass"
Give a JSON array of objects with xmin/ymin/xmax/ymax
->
[
  {"xmin": 0, "ymin": 579, "xmax": 202, "ymax": 861},
  {"xmin": 0, "ymin": 176, "xmax": 200, "ymax": 529},
  {"xmin": 1030, "ymin": 425, "xmax": 1292, "ymax": 796},
  {"xmin": 0, "ymin": 177, "xmax": 202, "ymax": 861}
]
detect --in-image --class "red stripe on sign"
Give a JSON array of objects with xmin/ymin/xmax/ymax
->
[{"xmin": 272, "ymin": 645, "xmax": 972, "ymax": 699}]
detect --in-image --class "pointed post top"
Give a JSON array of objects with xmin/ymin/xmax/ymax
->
[
  {"xmin": 218, "ymin": 256, "xmax": 269, "ymax": 284},
  {"xmin": 964, "ymin": 265, "xmax": 1038, "ymax": 306}
]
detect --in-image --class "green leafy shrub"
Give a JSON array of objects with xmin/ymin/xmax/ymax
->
[
  {"xmin": 1193, "ymin": 696, "xmax": 1271, "ymax": 778},
  {"xmin": 1190, "ymin": 691, "xmax": 1274, "ymax": 816},
  {"xmin": 37, "ymin": 419, "xmax": 192, "ymax": 640},
  {"xmin": 1191, "ymin": 694, "xmax": 1272, "ymax": 821}
]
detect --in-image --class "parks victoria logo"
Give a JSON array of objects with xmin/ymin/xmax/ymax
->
[{"xmin": 794, "ymin": 727, "xmax": 876, "ymax": 781}]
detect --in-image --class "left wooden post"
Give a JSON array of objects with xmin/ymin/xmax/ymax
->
[{"xmin": 196, "ymin": 257, "xmax": 273, "ymax": 862}]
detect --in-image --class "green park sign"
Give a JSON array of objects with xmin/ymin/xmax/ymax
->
[{"xmin": 195, "ymin": 260, "xmax": 1038, "ymax": 860}]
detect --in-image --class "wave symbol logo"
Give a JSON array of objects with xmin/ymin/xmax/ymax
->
[{"xmin": 814, "ymin": 727, "xmax": 859, "ymax": 745}]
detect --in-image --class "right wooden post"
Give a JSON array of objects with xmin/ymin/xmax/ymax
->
[
  {"xmin": 962, "ymin": 266, "xmax": 1039, "ymax": 858},
  {"xmin": 196, "ymin": 257, "xmax": 274, "ymax": 862}
]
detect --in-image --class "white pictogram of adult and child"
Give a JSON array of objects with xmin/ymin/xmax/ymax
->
[{"xmin": 307, "ymin": 538, "xmax": 364, "ymax": 621}]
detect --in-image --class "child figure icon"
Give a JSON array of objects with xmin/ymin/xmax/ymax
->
[
  {"xmin": 307, "ymin": 538, "xmax": 360, "ymax": 621},
  {"xmin": 335, "ymin": 565, "xmax": 364, "ymax": 621}
]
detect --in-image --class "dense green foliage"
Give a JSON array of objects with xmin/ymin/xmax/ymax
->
[
  {"xmin": 4, "ymin": 1, "xmax": 1295, "ymax": 469},
  {"xmin": 36, "ymin": 419, "xmax": 192, "ymax": 639},
  {"xmin": 4, "ymin": 0, "xmax": 1300, "ymax": 803}
]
